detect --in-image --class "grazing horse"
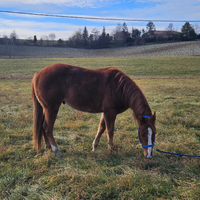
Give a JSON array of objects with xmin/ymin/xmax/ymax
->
[{"xmin": 32, "ymin": 63, "xmax": 156, "ymax": 159}]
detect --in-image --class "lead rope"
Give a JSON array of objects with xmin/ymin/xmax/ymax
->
[
  {"xmin": 138, "ymin": 116, "xmax": 200, "ymax": 157},
  {"xmin": 155, "ymin": 148, "xmax": 200, "ymax": 157}
]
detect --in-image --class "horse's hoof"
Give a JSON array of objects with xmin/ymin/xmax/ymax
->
[
  {"xmin": 92, "ymin": 148, "xmax": 97, "ymax": 151},
  {"xmin": 55, "ymin": 150, "xmax": 63, "ymax": 157}
]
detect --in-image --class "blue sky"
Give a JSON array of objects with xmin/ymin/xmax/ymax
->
[{"xmin": 0, "ymin": 0, "xmax": 200, "ymax": 40}]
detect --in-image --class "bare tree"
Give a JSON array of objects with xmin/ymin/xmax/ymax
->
[
  {"xmin": 3, "ymin": 30, "xmax": 18, "ymax": 58},
  {"xmin": 112, "ymin": 23, "xmax": 123, "ymax": 44},
  {"xmin": 68, "ymin": 29, "xmax": 83, "ymax": 47},
  {"xmin": 3, "ymin": 36, "xmax": 11, "ymax": 58},
  {"xmin": 91, "ymin": 28, "xmax": 100, "ymax": 41},
  {"xmin": 193, "ymin": 24, "xmax": 200, "ymax": 35},
  {"xmin": 166, "ymin": 23, "xmax": 175, "ymax": 39},
  {"xmin": 27, "ymin": 36, "xmax": 33, "ymax": 43},
  {"xmin": 49, "ymin": 33, "xmax": 56, "ymax": 44},
  {"xmin": 10, "ymin": 30, "xmax": 18, "ymax": 42},
  {"xmin": 41, "ymin": 35, "xmax": 49, "ymax": 45}
]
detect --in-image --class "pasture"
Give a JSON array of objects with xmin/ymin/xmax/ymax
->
[{"xmin": 0, "ymin": 56, "xmax": 200, "ymax": 199}]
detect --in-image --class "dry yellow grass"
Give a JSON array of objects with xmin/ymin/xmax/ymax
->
[{"xmin": 0, "ymin": 56, "xmax": 200, "ymax": 199}]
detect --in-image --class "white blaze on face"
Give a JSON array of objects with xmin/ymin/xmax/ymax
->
[{"xmin": 147, "ymin": 127, "xmax": 153, "ymax": 158}]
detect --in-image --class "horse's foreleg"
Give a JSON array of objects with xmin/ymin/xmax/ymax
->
[
  {"xmin": 43, "ymin": 109, "xmax": 62, "ymax": 157},
  {"xmin": 92, "ymin": 113, "xmax": 106, "ymax": 151},
  {"xmin": 104, "ymin": 110, "xmax": 116, "ymax": 151}
]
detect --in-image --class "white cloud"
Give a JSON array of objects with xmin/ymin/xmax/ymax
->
[
  {"xmin": 0, "ymin": 18, "xmax": 79, "ymax": 39},
  {"xmin": 0, "ymin": 0, "xmax": 120, "ymax": 8},
  {"xmin": 136, "ymin": 0, "xmax": 166, "ymax": 2},
  {"xmin": 0, "ymin": 17, "xmax": 119, "ymax": 39},
  {"xmin": 121, "ymin": 0, "xmax": 200, "ymax": 20}
]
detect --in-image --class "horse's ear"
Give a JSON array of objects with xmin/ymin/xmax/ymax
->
[{"xmin": 151, "ymin": 112, "xmax": 156, "ymax": 121}]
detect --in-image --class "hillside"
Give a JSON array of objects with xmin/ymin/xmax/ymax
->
[{"xmin": 0, "ymin": 41, "xmax": 200, "ymax": 58}]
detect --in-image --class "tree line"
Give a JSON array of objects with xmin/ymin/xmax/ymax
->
[{"xmin": 1, "ymin": 21, "xmax": 199, "ymax": 50}]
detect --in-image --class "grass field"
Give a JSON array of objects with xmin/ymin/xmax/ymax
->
[{"xmin": 0, "ymin": 56, "xmax": 200, "ymax": 199}]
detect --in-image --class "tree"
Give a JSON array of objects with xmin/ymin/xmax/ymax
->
[
  {"xmin": 98, "ymin": 27, "xmax": 112, "ymax": 48},
  {"xmin": 131, "ymin": 28, "xmax": 141, "ymax": 39},
  {"xmin": 10, "ymin": 30, "xmax": 18, "ymax": 40},
  {"xmin": 57, "ymin": 39, "xmax": 63, "ymax": 46},
  {"xmin": 10, "ymin": 30, "xmax": 18, "ymax": 44},
  {"xmin": 145, "ymin": 21, "xmax": 156, "ymax": 42},
  {"xmin": 33, "ymin": 35, "xmax": 37, "ymax": 43},
  {"xmin": 166, "ymin": 23, "xmax": 174, "ymax": 39},
  {"xmin": 122, "ymin": 22, "xmax": 130, "ymax": 44},
  {"xmin": 131, "ymin": 28, "xmax": 142, "ymax": 45},
  {"xmin": 112, "ymin": 23, "xmax": 123, "ymax": 45},
  {"xmin": 181, "ymin": 22, "xmax": 196, "ymax": 41},
  {"xmin": 193, "ymin": 24, "xmax": 200, "ymax": 35},
  {"xmin": 88, "ymin": 28, "xmax": 100, "ymax": 48},
  {"xmin": 3, "ymin": 34, "xmax": 15, "ymax": 58},
  {"xmin": 102, "ymin": 26, "xmax": 106, "ymax": 37},
  {"xmin": 167, "ymin": 23, "xmax": 174, "ymax": 37},
  {"xmin": 68, "ymin": 29, "xmax": 83, "ymax": 48},
  {"xmin": 146, "ymin": 21, "xmax": 156, "ymax": 33},
  {"xmin": 82, "ymin": 27, "xmax": 88, "ymax": 41},
  {"xmin": 49, "ymin": 33, "xmax": 56, "ymax": 43},
  {"xmin": 122, "ymin": 22, "xmax": 128, "ymax": 33},
  {"xmin": 82, "ymin": 27, "xmax": 89, "ymax": 48},
  {"xmin": 91, "ymin": 28, "xmax": 100, "ymax": 41}
]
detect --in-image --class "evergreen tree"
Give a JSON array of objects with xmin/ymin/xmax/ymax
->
[
  {"xmin": 33, "ymin": 35, "xmax": 37, "ymax": 43},
  {"xmin": 82, "ymin": 27, "xmax": 89, "ymax": 48},
  {"xmin": 98, "ymin": 27, "xmax": 111, "ymax": 48},
  {"xmin": 122, "ymin": 22, "xmax": 128, "ymax": 33},
  {"xmin": 102, "ymin": 26, "xmax": 106, "ymax": 37},
  {"xmin": 181, "ymin": 22, "xmax": 196, "ymax": 41},
  {"xmin": 82, "ymin": 27, "xmax": 88, "ymax": 41}
]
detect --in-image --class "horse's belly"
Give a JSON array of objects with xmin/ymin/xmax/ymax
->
[{"xmin": 64, "ymin": 98, "xmax": 103, "ymax": 113}]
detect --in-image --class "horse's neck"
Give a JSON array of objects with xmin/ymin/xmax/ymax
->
[{"xmin": 128, "ymin": 87, "xmax": 152, "ymax": 119}]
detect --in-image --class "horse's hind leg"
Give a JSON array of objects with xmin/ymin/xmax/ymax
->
[
  {"xmin": 43, "ymin": 108, "xmax": 62, "ymax": 157},
  {"xmin": 92, "ymin": 113, "xmax": 106, "ymax": 151},
  {"xmin": 43, "ymin": 132, "xmax": 51, "ymax": 151}
]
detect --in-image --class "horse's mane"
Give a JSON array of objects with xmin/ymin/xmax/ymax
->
[{"xmin": 112, "ymin": 68, "xmax": 152, "ymax": 119}]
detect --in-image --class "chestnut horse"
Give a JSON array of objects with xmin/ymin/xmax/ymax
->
[{"xmin": 32, "ymin": 63, "xmax": 156, "ymax": 158}]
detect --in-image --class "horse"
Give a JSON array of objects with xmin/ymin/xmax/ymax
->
[{"xmin": 32, "ymin": 63, "xmax": 156, "ymax": 159}]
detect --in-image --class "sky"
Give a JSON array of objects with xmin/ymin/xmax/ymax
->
[{"xmin": 0, "ymin": 0, "xmax": 200, "ymax": 40}]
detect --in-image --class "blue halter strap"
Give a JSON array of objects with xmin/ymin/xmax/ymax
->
[{"xmin": 138, "ymin": 116, "xmax": 155, "ymax": 148}]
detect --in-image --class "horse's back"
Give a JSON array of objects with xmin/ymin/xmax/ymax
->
[{"xmin": 32, "ymin": 63, "xmax": 129, "ymax": 113}]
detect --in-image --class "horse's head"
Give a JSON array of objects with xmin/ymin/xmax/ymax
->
[{"xmin": 138, "ymin": 112, "xmax": 156, "ymax": 159}]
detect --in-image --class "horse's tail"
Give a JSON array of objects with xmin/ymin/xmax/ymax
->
[{"xmin": 32, "ymin": 77, "xmax": 44, "ymax": 153}]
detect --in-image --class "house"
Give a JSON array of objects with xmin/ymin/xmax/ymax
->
[{"xmin": 154, "ymin": 31, "xmax": 179, "ymax": 39}]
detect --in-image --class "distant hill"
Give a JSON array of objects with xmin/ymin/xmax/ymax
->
[{"xmin": 0, "ymin": 41, "xmax": 199, "ymax": 58}]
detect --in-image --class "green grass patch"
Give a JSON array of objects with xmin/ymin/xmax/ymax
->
[{"xmin": 0, "ymin": 56, "xmax": 200, "ymax": 199}]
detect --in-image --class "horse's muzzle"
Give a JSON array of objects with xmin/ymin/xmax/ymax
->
[{"xmin": 145, "ymin": 154, "xmax": 153, "ymax": 159}]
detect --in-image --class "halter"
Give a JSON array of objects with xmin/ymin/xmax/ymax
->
[
  {"xmin": 138, "ymin": 117, "xmax": 200, "ymax": 157},
  {"xmin": 138, "ymin": 116, "xmax": 155, "ymax": 148}
]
